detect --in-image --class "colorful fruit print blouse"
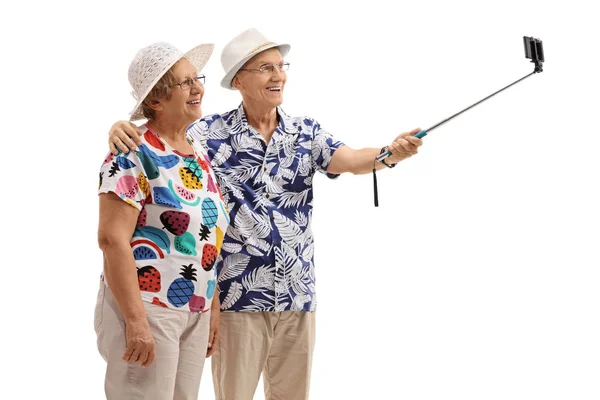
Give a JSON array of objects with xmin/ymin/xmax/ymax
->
[{"xmin": 98, "ymin": 125, "xmax": 230, "ymax": 313}]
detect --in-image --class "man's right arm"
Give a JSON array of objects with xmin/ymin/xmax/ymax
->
[{"xmin": 108, "ymin": 121, "xmax": 143, "ymax": 155}]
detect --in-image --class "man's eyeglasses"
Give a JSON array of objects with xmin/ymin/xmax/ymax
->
[
  {"xmin": 239, "ymin": 62, "xmax": 290, "ymax": 74},
  {"xmin": 170, "ymin": 75, "xmax": 205, "ymax": 90}
]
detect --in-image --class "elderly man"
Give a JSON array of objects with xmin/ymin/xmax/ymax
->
[{"xmin": 108, "ymin": 28, "xmax": 422, "ymax": 400}]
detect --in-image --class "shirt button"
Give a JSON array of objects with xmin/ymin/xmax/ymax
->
[
  {"xmin": 270, "ymin": 215, "xmax": 275, "ymax": 221},
  {"xmin": 263, "ymin": 167, "xmax": 267, "ymax": 172},
  {"xmin": 265, "ymin": 193, "xmax": 270, "ymax": 199},
  {"xmin": 275, "ymin": 241, "xmax": 281, "ymax": 246}
]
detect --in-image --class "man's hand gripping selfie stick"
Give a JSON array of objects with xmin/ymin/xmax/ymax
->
[{"xmin": 376, "ymin": 36, "xmax": 545, "ymax": 163}]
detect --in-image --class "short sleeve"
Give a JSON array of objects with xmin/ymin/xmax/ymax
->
[
  {"xmin": 186, "ymin": 117, "xmax": 211, "ymax": 142},
  {"xmin": 311, "ymin": 121, "xmax": 345, "ymax": 179},
  {"xmin": 98, "ymin": 151, "xmax": 149, "ymax": 211}
]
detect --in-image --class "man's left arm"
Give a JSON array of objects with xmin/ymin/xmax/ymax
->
[{"xmin": 327, "ymin": 127, "xmax": 423, "ymax": 175}]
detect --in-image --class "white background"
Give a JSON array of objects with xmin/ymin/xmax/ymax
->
[{"xmin": 1, "ymin": 0, "xmax": 598, "ymax": 399}]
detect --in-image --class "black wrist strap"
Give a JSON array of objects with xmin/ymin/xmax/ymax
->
[
  {"xmin": 373, "ymin": 167, "xmax": 379, "ymax": 207},
  {"xmin": 381, "ymin": 158, "xmax": 393, "ymax": 168},
  {"xmin": 373, "ymin": 146, "xmax": 389, "ymax": 207}
]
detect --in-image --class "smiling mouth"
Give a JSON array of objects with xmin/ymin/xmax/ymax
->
[
  {"xmin": 267, "ymin": 87, "xmax": 281, "ymax": 92},
  {"xmin": 187, "ymin": 99, "xmax": 201, "ymax": 105}
]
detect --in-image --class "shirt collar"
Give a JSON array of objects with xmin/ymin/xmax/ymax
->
[{"xmin": 233, "ymin": 102, "xmax": 298, "ymax": 135}]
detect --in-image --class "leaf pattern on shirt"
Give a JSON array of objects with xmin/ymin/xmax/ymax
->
[
  {"xmin": 264, "ymin": 175, "xmax": 286, "ymax": 195},
  {"xmin": 218, "ymin": 253, "xmax": 250, "ymax": 282},
  {"xmin": 245, "ymin": 245, "xmax": 263, "ymax": 257},
  {"xmin": 244, "ymin": 296, "xmax": 276, "ymax": 312},
  {"xmin": 274, "ymin": 302, "xmax": 290, "ymax": 312},
  {"xmin": 277, "ymin": 189, "xmax": 310, "ymax": 209},
  {"xmin": 224, "ymin": 160, "xmax": 262, "ymax": 183},
  {"xmin": 251, "ymin": 191, "xmax": 273, "ymax": 211},
  {"xmin": 292, "ymin": 294, "xmax": 311, "ymax": 311},
  {"xmin": 242, "ymin": 265, "xmax": 275, "ymax": 292},
  {"xmin": 280, "ymin": 134, "xmax": 299, "ymax": 158},
  {"xmin": 297, "ymin": 153, "xmax": 312, "ymax": 176},
  {"xmin": 294, "ymin": 210, "xmax": 308, "ymax": 227},
  {"xmin": 278, "ymin": 167, "xmax": 295, "ymax": 181},
  {"xmin": 246, "ymin": 237, "xmax": 271, "ymax": 253},
  {"xmin": 301, "ymin": 239, "xmax": 315, "ymax": 263},
  {"xmin": 186, "ymin": 104, "xmax": 344, "ymax": 312},
  {"xmin": 273, "ymin": 211, "xmax": 303, "ymax": 248},
  {"xmin": 221, "ymin": 242, "xmax": 243, "ymax": 254},
  {"xmin": 235, "ymin": 204, "xmax": 270, "ymax": 239},
  {"xmin": 213, "ymin": 143, "xmax": 232, "ymax": 166},
  {"xmin": 221, "ymin": 282, "xmax": 243, "ymax": 310},
  {"xmin": 279, "ymin": 154, "xmax": 295, "ymax": 169},
  {"xmin": 231, "ymin": 133, "xmax": 264, "ymax": 153},
  {"xmin": 207, "ymin": 128, "xmax": 229, "ymax": 141}
]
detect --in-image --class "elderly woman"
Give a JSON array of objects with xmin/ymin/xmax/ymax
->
[
  {"xmin": 106, "ymin": 29, "xmax": 422, "ymax": 400},
  {"xmin": 95, "ymin": 41, "xmax": 229, "ymax": 399}
]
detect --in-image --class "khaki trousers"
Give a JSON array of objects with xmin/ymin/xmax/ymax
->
[
  {"xmin": 212, "ymin": 311, "xmax": 316, "ymax": 400},
  {"xmin": 94, "ymin": 285, "xmax": 211, "ymax": 400}
]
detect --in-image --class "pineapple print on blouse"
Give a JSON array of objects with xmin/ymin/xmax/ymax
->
[
  {"xmin": 186, "ymin": 104, "xmax": 344, "ymax": 312},
  {"xmin": 98, "ymin": 125, "xmax": 230, "ymax": 313}
]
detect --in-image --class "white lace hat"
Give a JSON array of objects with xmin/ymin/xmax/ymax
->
[
  {"xmin": 128, "ymin": 42, "xmax": 214, "ymax": 120},
  {"xmin": 220, "ymin": 28, "xmax": 290, "ymax": 90}
]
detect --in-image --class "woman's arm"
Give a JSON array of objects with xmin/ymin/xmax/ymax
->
[{"xmin": 98, "ymin": 193, "xmax": 155, "ymax": 367}]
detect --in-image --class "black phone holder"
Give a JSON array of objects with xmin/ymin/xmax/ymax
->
[{"xmin": 524, "ymin": 36, "xmax": 544, "ymax": 73}]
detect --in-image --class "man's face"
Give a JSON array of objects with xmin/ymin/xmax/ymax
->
[{"xmin": 233, "ymin": 48, "xmax": 287, "ymax": 109}]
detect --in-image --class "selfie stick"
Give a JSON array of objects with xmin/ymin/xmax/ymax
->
[{"xmin": 376, "ymin": 36, "xmax": 545, "ymax": 163}]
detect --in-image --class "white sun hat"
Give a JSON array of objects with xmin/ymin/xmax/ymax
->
[
  {"xmin": 220, "ymin": 28, "xmax": 290, "ymax": 90},
  {"xmin": 128, "ymin": 42, "xmax": 214, "ymax": 121}
]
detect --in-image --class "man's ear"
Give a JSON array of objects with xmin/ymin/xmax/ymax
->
[{"xmin": 232, "ymin": 75, "xmax": 242, "ymax": 91}]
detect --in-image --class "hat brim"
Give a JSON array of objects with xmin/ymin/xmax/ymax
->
[
  {"xmin": 220, "ymin": 43, "xmax": 290, "ymax": 90},
  {"xmin": 129, "ymin": 43, "xmax": 214, "ymax": 121}
]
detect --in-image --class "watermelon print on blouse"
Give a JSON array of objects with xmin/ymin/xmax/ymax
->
[{"xmin": 98, "ymin": 125, "xmax": 229, "ymax": 312}]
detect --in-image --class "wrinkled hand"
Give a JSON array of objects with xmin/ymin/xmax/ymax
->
[
  {"xmin": 109, "ymin": 121, "xmax": 143, "ymax": 155},
  {"xmin": 206, "ymin": 298, "xmax": 220, "ymax": 358},
  {"xmin": 123, "ymin": 319, "xmax": 155, "ymax": 367},
  {"xmin": 386, "ymin": 127, "xmax": 423, "ymax": 163}
]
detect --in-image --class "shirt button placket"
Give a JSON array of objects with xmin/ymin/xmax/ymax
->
[
  {"xmin": 263, "ymin": 156, "xmax": 271, "ymax": 200},
  {"xmin": 265, "ymin": 139, "xmax": 280, "ymax": 310}
]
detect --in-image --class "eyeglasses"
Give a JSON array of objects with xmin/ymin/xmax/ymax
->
[
  {"xmin": 170, "ymin": 75, "xmax": 205, "ymax": 90},
  {"xmin": 239, "ymin": 62, "xmax": 290, "ymax": 74}
]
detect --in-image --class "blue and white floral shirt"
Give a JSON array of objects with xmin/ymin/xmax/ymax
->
[{"xmin": 187, "ymin": 103, "xmax": 344, "ymax": 312}]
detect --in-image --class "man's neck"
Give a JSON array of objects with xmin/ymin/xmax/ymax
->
[{"xmin": 243, "ymin": 103, "xmax": 278, "ymax": 143}]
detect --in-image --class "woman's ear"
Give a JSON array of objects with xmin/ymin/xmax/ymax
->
[{"xmin": 148, "ymin": 99, "xmax": 163, "ymax": 112}]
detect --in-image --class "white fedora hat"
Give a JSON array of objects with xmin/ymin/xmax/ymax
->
[
  {"xmin": 128, "ymin": 42, "xmax": 214, "ymax": 121},
  {"xmin": 220, "ymin": 28, "xmax": 290, "ymax": 90}
]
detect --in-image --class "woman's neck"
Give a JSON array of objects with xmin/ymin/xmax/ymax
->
[{"xmin": 147, "ymin": 118, "xmax": 193, "ymax": 153}]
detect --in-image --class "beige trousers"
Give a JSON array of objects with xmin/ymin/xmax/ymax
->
[
  {"xmin": 212, "ymin": 311, "xmax": 316, "ymax": 400},
  {"xmin": 94, "ymin": 285, "xmax": 211, "ymax": 400}
]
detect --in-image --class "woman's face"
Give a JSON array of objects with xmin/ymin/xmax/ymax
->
[{"xmin": 157, "ymin": 58, "xmax": 204, "ymax": 125}]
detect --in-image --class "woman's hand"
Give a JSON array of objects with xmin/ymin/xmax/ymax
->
[
  {"xmin": 206, "ymin": 295, "xmax": 221, "ymax": 358},
  {"xmin": 123, "ymin": 318, "xmax": 156, "ymax": 367}
]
